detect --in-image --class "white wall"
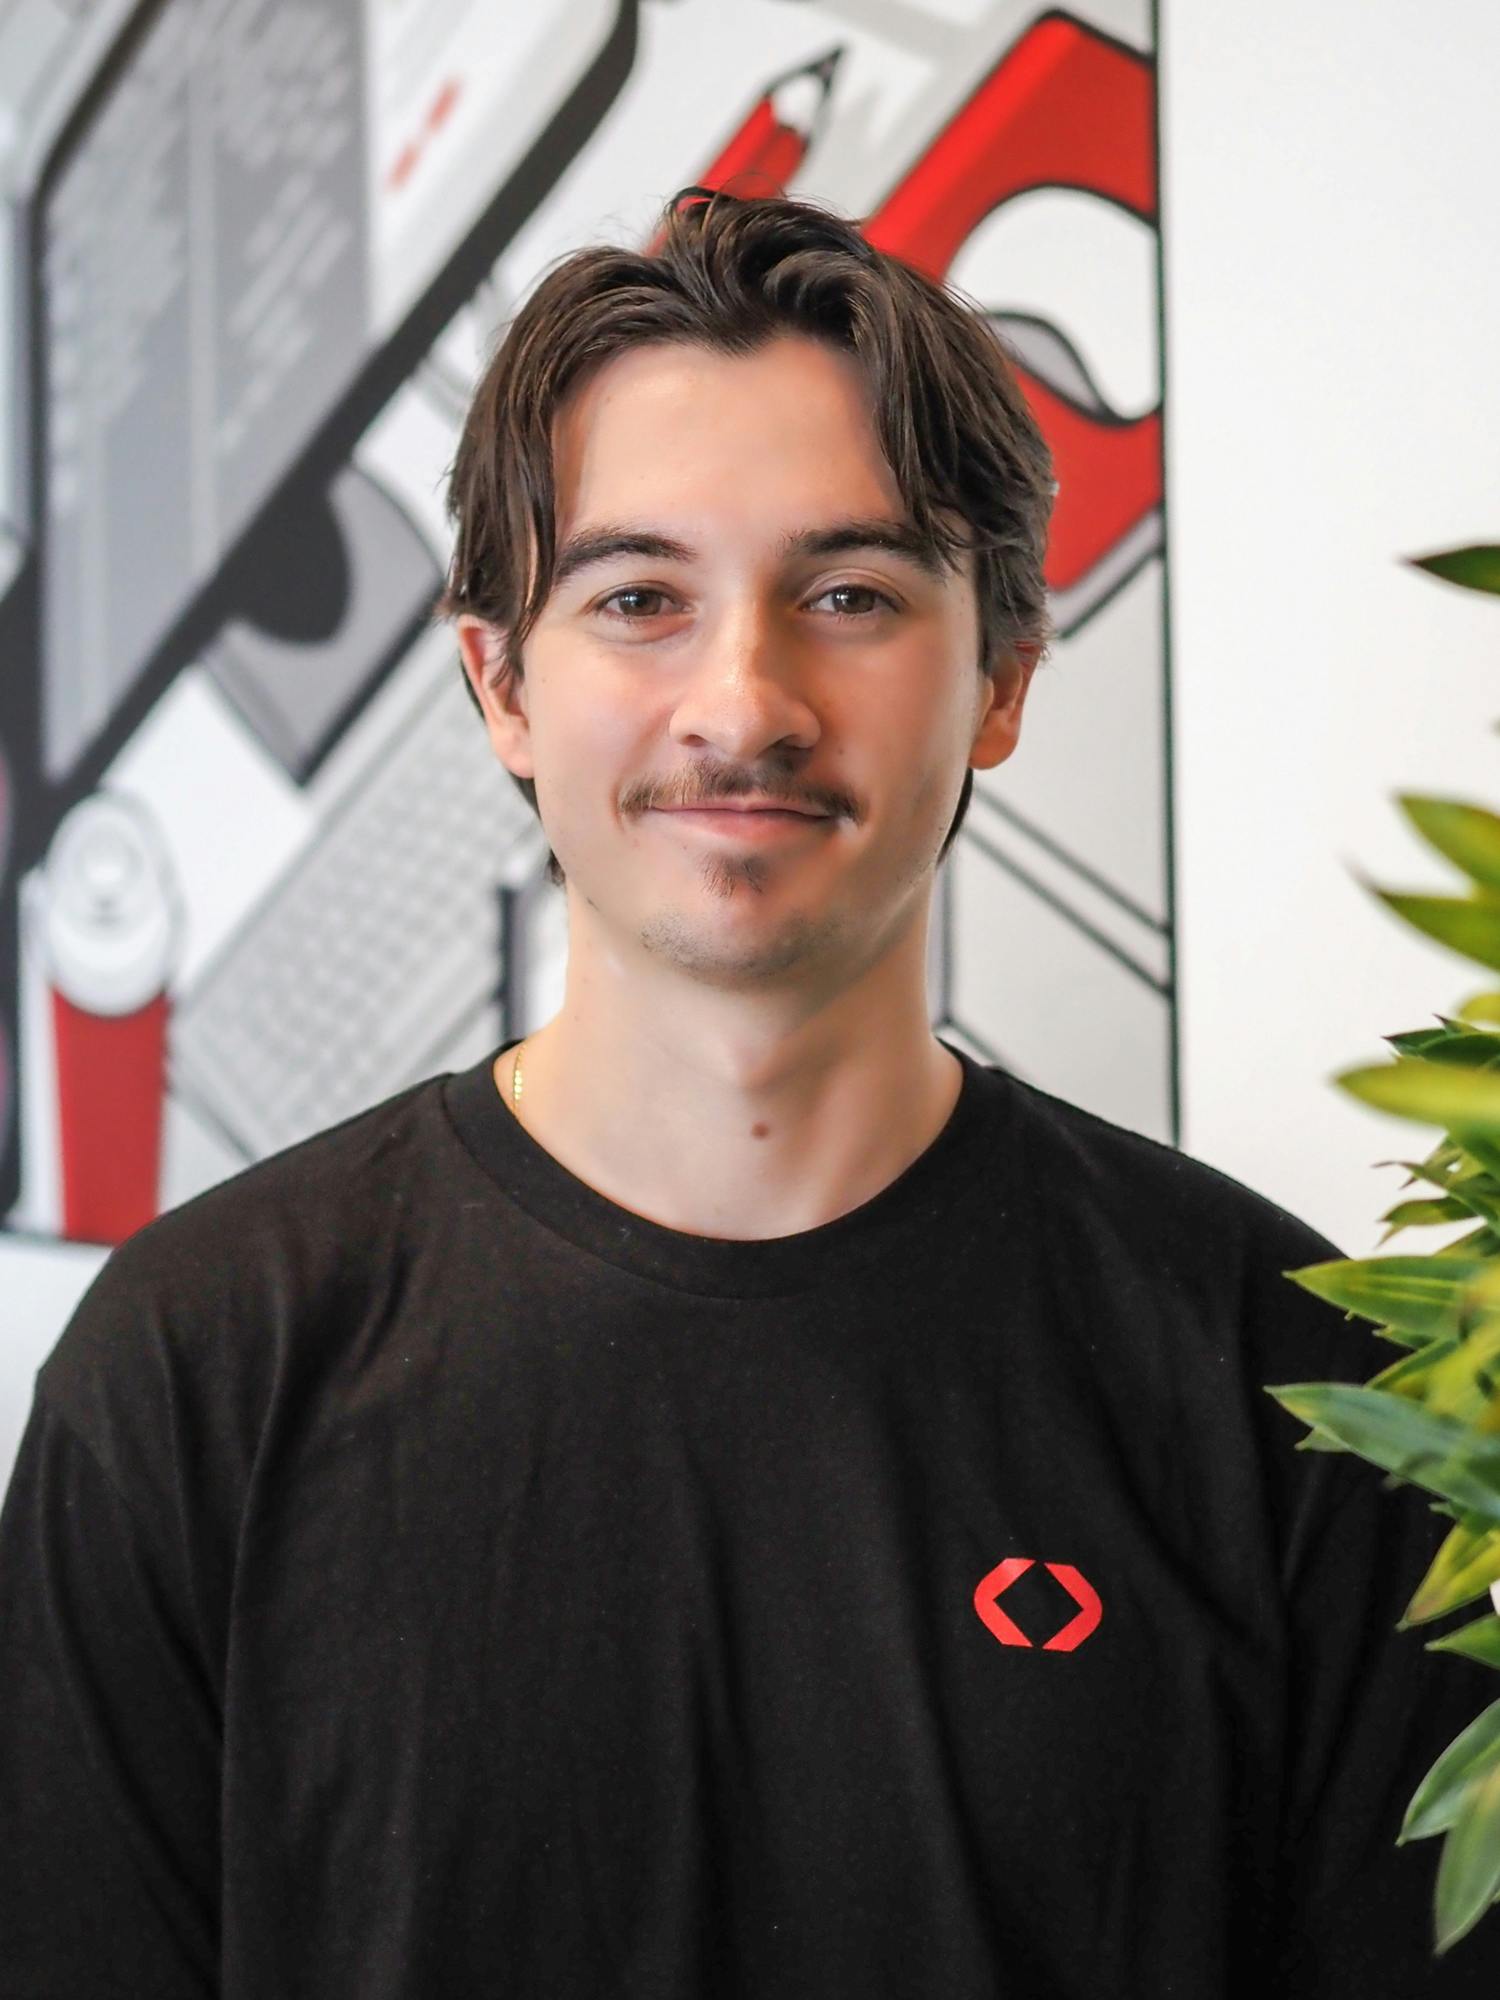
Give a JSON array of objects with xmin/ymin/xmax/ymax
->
[{"xmin": 1163, "ymin": 3, "xmax": 1500, "ymax": 1255}]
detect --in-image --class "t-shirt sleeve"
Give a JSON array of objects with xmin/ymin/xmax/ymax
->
[
  {"xmin": 0, "ymin": 1385, "xmax": 220, "ymax": 1998},
  {"xmin": 1257, "ymin": 1215, "xmax": 1500, "ymax": 1993}
]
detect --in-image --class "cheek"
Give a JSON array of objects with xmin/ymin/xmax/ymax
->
[
  {"xmin": 532, "ymin": 693, "xmax": 649, "ymax": 831},
  {"xmin": 867, "ymin": 695, "xmax": 966, "ymax": 806},
  {"xmin": 897, "ymin": 767, "xmax": 959, "ymax": 847}
]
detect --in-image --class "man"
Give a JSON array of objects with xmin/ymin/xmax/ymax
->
[{"xmin": 0, "ymin": 186, "xmax": 1494, "ymax": 1997}]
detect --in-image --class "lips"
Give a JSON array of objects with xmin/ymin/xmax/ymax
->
[
  {"xmin": 658, "ymin": 804, "xmax": 825, "ymax": 818},
  {"xmin": 651, "ymin": 804, "xmax": 833, "ymax": 843}
]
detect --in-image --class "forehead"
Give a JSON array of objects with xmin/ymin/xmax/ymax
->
[{"xmin": 550, "ymin": 334, "xmax": 905, "ymax": 526}]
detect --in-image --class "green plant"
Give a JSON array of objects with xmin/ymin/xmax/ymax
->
[{"xmin": 1265, "ymin": 541, "xmax": 1500, "ymax": 1955}]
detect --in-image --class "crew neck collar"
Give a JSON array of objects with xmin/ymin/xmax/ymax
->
[{"xmin": 441, "ymin": 1035, "xmax": 1011, "ymax": 1299}]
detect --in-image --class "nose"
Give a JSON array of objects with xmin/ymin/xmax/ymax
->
[{"xmin": 665, "ymin": 601, "xmax": 821, "ymax": 765}]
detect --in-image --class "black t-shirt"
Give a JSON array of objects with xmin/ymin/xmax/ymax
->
[{"xmin": 2, "ymin": 1037, "xmax": 1496, "ymax": 1997}]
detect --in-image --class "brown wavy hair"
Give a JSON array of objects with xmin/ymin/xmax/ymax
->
[{"xmin": 436, "ymin": 183, "xmax": 1056, "ymax": 888}]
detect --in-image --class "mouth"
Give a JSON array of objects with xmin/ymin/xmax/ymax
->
[
  {"xmin": 659, "ymin": 805, "xmax": 824, "ymax": 816},
  {"xmin": 651, "ymin": 806, "xmax": 832, "ymax": 841}
]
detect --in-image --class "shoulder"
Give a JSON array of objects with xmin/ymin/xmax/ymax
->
[
  {"xmin": 1000, "ymin": 1066, "xmax": 1344, "ymax": 1262},
  {"xmin": 34, "ymin": 1070, "xmax": 455, "ymax": 1494},
  {"xmin": 992, "ymin": 1066, "xmax": 1368, "ymax": 1376}
]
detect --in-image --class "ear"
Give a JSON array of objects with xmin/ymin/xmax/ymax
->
[
  {"xmin": 969, "ymin": 639, "xmax": 1042, "ymax": 773},
  {"xmin": 455, "ymin": 614, "xmax": 535, "ymax": 781}
]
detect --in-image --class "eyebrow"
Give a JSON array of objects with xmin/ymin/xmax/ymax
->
[{"xmin": 549, "ymin": 515, "xmax": 953, "ymax": 594}]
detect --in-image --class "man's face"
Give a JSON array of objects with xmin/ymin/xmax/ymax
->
[{"xmin": 457, "ymin": 332, "xmax": 1034, "ymax": 991}]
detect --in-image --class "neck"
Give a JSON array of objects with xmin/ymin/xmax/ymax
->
[{"xmin": 494, "ymin": 930, "xmax": 960, "ymax": 1241}]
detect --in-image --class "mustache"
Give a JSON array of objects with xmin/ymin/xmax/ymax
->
[{"xmin": 626, "ymin": 774, "xmax": 853, "ymax": 819}]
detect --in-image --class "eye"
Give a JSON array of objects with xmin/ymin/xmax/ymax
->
[
  {"xmin": 590, "ymin": 581, "xmax": 901, "ymax": 625},
  {"xmin": 808, "ymin": 583, "xmax": 900, "ymax": 620},
  {"xmin": 595, "ymin": 586, "xmax": 677, "ymax": 621}
]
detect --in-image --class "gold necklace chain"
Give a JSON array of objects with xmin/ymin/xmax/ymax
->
[{"xmin": 510, "ymin": 1038, "xmax": 526, "ymax": 1116}]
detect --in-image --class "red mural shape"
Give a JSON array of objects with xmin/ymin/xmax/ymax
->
[
  {"xmin": 863, "ymin": 14, "xmax": 1161, "ymax": 600},
  {"xmin": 691, "ymin": 13, "xmax": 1163, "ymax": 604}
]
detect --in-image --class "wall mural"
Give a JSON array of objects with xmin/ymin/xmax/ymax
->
[{"xmin": 0, "ymin": 0, "xmax": 1166, "ymax": 1248}]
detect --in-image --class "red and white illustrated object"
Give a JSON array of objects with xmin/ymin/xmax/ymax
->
[
  {"xmin": 33, "ymin": 791, "xmax": 183, "ymax": 1245},
  {"xmin": 862, "ymin": 13, "xmax": 1160, "ymax": 625}
]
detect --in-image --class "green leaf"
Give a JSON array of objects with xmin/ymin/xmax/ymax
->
[
  {"xmin": 1363, "ymin": 887, "xmax": 1500, "ymax": 978},
  {"xmin": 1405, "ymin": 544, "xmax": 1500, "ymax": 595},
  {"xmin": 1286, "ymin": 1256, "xmax": 1494, "ymax": 1340},
  {"xmin": 1373, "ymin": 1325, "xmax": 1434, "ymax": 1353},
  {"xmin": 1456, "ymin": 1128, "xmax": 1500, "ymax": 1183},
  {"xmin": 1398, "ymin": 1693, "xmax": 1500, "ymax": 1842},
  {"xmin": 1427, "ymin": 1614, "xmax": 1500, "ymax": 1669},
  {"xmin": 1386, "ymin": 1028, "xmax": 1458, "ymax": 1059},
  {"xmin": 1401, "ymin": 1513, "xmax": 1500, "ymax": 1625},
  {"xmin": 1338, "ymin": 1058, "xmax": 1500, "ymax": 1133},
  {"xmin": 1381, "ymin": 1136, "xmax": 1471, "ymax": 1183},
  {"xmin": 1443, "ymin": 1174, "xmax": 1500, "ymax": 1228},
  {"xmin": 1371, "ymin": 1324, "xmax": 1500, "ymax": 1437},
  {"xmin": 1457, "ymin": 992, "xmax": 1500, "ymax": 1027},
  {"xmin": 1263, "ymin": 1383, "xmax": 1500, "ymax": 1523},
  {"xmin": 1371, "ymin": 1336, "xmax": 1464, "ymax": 1404},
  {"xmin": 1413, "ymin": 1319, "xmax": 1500, "ymax": 1425},
  {"xmin": 1386, "ymin": 1022, "xmax": 1500, "ymax": 1067},
  {"xmin": 1398, "ymin": 797, "xmax": 1500, "ymax": 895},
  {"xmin": 1380, "ymin": 1154, "xmax": 1466, "ymax": 1196},
  {"xmin": 1434, "ymin": 1756, "xmax": 1500, "ymax": 1953},
  {"xmin": 1377, "ymin": 1198, "xmax": 1476, "ymax": 1243}
]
